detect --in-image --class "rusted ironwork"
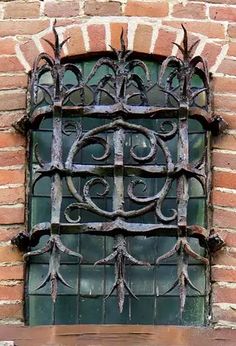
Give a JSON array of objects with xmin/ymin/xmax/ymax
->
[{"xmin": 12, "ymin": 21, "xmax": 226, "ymax": 317}]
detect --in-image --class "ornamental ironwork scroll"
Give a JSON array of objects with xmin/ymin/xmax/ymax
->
[{"xmin": 12, "ymin": 22, "xmax": 226, "ymax": 316}]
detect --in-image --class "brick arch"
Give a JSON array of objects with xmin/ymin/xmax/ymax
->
[{"xmin": 17, "ymin": 21, "xmax": 227, "ymax": 75}]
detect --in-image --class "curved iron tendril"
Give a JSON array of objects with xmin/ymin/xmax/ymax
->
[
  {"xmin": 156, "ymin": 236, "xmax": 209, "ymax": 316},
  {"xmin": 95, "ymin": 235, "xmax": 150, "ymax": 313},
  {"xmin": 24, "ymin": 234, "xmax": 82, "ymax": 302}
]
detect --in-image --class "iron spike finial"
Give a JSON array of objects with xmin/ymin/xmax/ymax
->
[
  {"xmin": 172, "ymin": 25, "xmax": 200, "ymax": 61},
  {"xmin": 42, "ymin": 19, "xmax": 70, "ymax": 63}
]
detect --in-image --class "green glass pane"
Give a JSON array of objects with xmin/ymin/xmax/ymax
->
[
  {"xmin": 105, "ymin": 296, "xmax": 130, "ymax": 324},
  {"xmin": 189, "ymin": 133, "xmax": 205, "ymax": 162},
  {"xmin": 189, "ymin": 178, "xmax": 204, "ymax": 197},
  {"xmin": 80, "ymin": 265, "xmax": 104, "ymax": 295},
  {"xmin": 79, "ymin": 297, "xmax": 103, "ymax": 323},
  {"xmin": 188, "ymin": 198, "xmax": 205, "ymax": 226},
  {"xmin": 128, "ymin": 236, "xmax": 157, "ymax": 263},
  {"xmin": 130, "ymin": 266, "xmax": 154, "ymax": 295},
  {"xmin": 28, "ymin": 296, "xmax": 53, "ymax": 325},
  {"xmin": 80, "ymin": 234, "xmax": 104, "ymax": 263},
  {"xmin": 157, "ymin": 296, "xmax": 205, "ymax": 325},
  {"xmin": 32, "ymin": 131, "xmax": 52, "ymax": 163},
  {"xmin": 130, "ymin": 297, "xmax": 155, "ymax": 324},
  {"xmin": 31, "ymin": 197, "xmax": 50, "ymax": 226},
  {"xmin": 156, "ymin": 265, "xmax": 205, "ymax": 296},
  {"xmin": 55, "ymin": 296, "xmax": 78, "ymax": 324},
  {"xmin": 29, "ymin": 264, "xmax": 78, "ymax": 294}
]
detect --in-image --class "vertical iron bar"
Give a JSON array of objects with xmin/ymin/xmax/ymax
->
[{"xmin": 177, "ymin": 106, "xmax": 189, "ymax": 230}]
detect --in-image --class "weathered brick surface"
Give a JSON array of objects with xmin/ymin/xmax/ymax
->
[
  {"xmin": 212, "ymin": 190, "xmax": 236, "ymax": 209},
  {"xmin": 125, "ymin": 1, "xmax": 168, "ymax": 18},
  {"xmin": 212, "ymin": 152, "xmax": 236, "ymax": 170},
  {"xmin": 210, "ymin": 6, "xmax": 236, "ymax": 21},
  {"xmin": 0, "ymin": 303, "xmax": 23, "ymax": 319},
  {"xmin": 134, "ymin": 25, "xmax": 152, "ymax": 53},
  {"xmin": 0, "ymin": 20, "xmax": 50, "ymax": 37},
  {"xmin": 153, "ymin": 29, "xmax": 176, "ymax": 57},
  {"xmin": 65, "ymin": 26, "xmax": 86, "ymax": 57},
  {"xmin": 110, "ymin": 23, "xmax": 128, "ymax": 50},
  {"xmin": 172, "ymin": 2, "xmax": 206, "ymax": 19},
  {"xmin": 4, "ymin": 1, "xmax": 40, "ymax": 19},
  {"xmin": 87, "ymin": 24, "xmax": 106, "ymax": 52},
  {"xmin": 44, "ymin": 0, "xmax": 80, "ymax": 18},
  {"xmin": 85, "ymin": 0, "xmax": 121, "ymax": 16},
  {"xmin": 0, "ymin": 57, "xmax": 23, "ymax": 73}
]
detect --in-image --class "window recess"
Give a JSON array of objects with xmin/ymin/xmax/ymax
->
[{"xmin": 12, "ymin": 22, "xmax": 226, "ymax": 325}]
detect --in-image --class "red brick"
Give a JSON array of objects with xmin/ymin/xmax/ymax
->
[
  {"xmin": 110, "ymin": 23, "xmax": 128, "ymax": 51},
  {"xmin": 4, "ymin": 1, "xmax": 40, "ymax": 19},
  {"xmin": 0, "ymin": 265, "xmax": 23, "ymax": 281},
  {"xmin": 0, "ymin": 91, "xmax": 26, "ymax": 111},
  {"xmin": 212, "ymin": 284, "xmax": 236, "ymax": 304},
  {"xmin": 125, "ymin": 1, "xmax": 168, "ymax": 18},
  {"xmin": 214, "ymin": 95, "xmax": 236, "ymax": 112},
  {"xmin": 0, "ymin": 57, "xmax": 23, "ymax": 73},
  {"xmin": 172, "ymin": 2, "xmax": 206, "ymax": 19},
  {"xmin": 216, "ymin": 230, "xmax": 236, "ymax": 247},
  {"xmin": 0, "ymin": 20, "xmax": 50, "ymax": 37},
  {"xmin": 44, "ymin": 1, "xmax": 80, "ymax": 18},
  {"xmin": 85, "ymin": 0, "xmax": 121, "ymax": 16},
  {"xmin": 0, "ymin": 151, "xmax": 25, "ymax": 167},
  {"xmin": 213, "ymin": 134, "xmax": 236, "ymax": 151},
  {"xmin": 212, "ymin": 190, "xmax": 236, "ymax": 209},
  {"xmin": 65, "ymin": 26, "xmax": 86, "ymax": 57},
  {"xmin": 0, "ymin": 170, "xmax": 25, "ymax": 185},
  {"xmin": 87, "ymin": 25, "xmax": 106, "ymax": 52},
  {"xmin": 218, "ymin": 59, "xmax": 236, "ymax": 76},
  {"xmin": 153, "ymin": 29, "xmax": 176, "ymax": 57},
  {"xmin": 0, "ymin": 246, "xmax": 22, "ymax": 262},
  {"xmin": 213, "ymin": 207, "xmax": 236, "ymax": 228},
  {"xmin": 202, "ymin": 0, "xmax": 236, "ymax": 3},
  {"xmin": 0, "ymin": 284, "xmax": 23, "ymax": 300},
  {"xmin": 212, "ymin": 152, "xmax": 236, "ymax": 170},
  {"xmin": 0, "ymin": 132, "xmax": 25, "ymax": 148},
  {"xmin": 0, "ymin": 186, "xmax": 25, "ymax": 205},
  {"xmin": 210, "ymin": 6, "xmax": 236, "ymax": 21},
  {"xmin": 0, "ymin": 206, "xmax": 24, "ymax": 224},
  {"xmin": 0, "ymin": 227, "xmax": 24, "ymax": 242},
  {"xmin": 201, "ymin": 42, "xmax": 222, "ymax": 69},
  {"xmin": 213, "ymin": 171, "xmax": 236, "ymax": 189},
  {"xmin": 0, "ymin": 112, "xmax": 26, "ymax": 130},
  {"xmin": 213, "ymin": 77, "xmax": 236, "ymax": 94},
  {"xmin": 19, "ymin": 40, "xmax": 40, "ymax": 68},
  {"xmin": 134, "ymin": 25, "xmax": 153, "ymax": 54},
  {"xmin": 212, "ymin": 267, "xmax": 236, "ymax": 283},
  {"xmin": 228, "ymin": 42, "xmax": 236, "ymax": 56},
  {"xmin": 163, "ymin": 21, "xmax": 225, "ymax": 39},
  {"xmin": 221, "ymin": 114, "xmax": 236, "ymax": 130},
  {"xmin": 0, "ymin": 75, "xmax": 27, "ymax": 90},
  {"xmin": 229, "ymin": 24, "xmax": 236, "ymax": 39},
  {"xmin": 0, "ymin": 38, "xmax": 16, "ymax": 55},
  {"xmin": 0, "ymin": 303, "xmax": 22, "ymax": 319},
  {"xmin": 212, "ymin": 248, "xmax": 236, "ymax": 266},
  {"xmin": 213, "ymin": 305, "xmax": 236, "ymax": 324}
]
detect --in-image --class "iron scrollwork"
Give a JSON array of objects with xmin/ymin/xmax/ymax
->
[{"xmin": 12, "ymin": 20, "xmax": 226, "ymax": 317}]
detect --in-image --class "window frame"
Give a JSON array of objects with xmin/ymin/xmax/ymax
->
[{"xmin": 11, "ymin": 22, "xmax": 226, "ymax": 327}]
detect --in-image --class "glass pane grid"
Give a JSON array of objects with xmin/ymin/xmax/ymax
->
[{"xmin": 27, "ymin": 59, "xmax": 208, "ymax": 326}]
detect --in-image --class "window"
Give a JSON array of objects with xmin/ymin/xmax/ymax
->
[{"xmin": 12, "ymin": 24, "xmax": 225, "ymax": 326}]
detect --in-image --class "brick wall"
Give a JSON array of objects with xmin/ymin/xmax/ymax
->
[{"xmin": 0, "ymin": 0, "xmax": 236, "ymax": 327}]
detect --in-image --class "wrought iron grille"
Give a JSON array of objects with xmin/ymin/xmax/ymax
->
[{"xmin": 12, "ymin": 22, "xmax": 226, "ymax": 322}]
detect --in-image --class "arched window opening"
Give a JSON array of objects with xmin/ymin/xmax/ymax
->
[{"xmin": 12, "ymin": 23, "xmax": 226, "ymax": 326}]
